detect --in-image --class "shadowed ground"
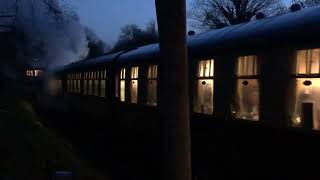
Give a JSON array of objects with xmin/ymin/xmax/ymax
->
[{"xmin": 0, "ymin": 96, "xmax": 107, "ymax": 180}]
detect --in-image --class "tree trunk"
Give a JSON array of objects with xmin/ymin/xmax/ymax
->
[{"xmin": 155, "ymin": 1, "xmax": 192, "ymax": 180}]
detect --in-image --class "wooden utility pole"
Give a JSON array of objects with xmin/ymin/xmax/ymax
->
[{"xmin": 155, "ymin": 1, "xmax": 192, "ymax": 180}]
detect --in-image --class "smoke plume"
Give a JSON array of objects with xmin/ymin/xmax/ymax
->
[{"xmin": 0, "ymin": 0, "xmax": 91, "ymax": 68}]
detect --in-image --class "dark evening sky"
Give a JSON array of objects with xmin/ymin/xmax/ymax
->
[
  {"xmin": 71, "ymin": 0, "xmax": 193, "ymax": 45},
  {"xmin": 71, "ymin": 0, "xmax": 291, "ymax": 45}
]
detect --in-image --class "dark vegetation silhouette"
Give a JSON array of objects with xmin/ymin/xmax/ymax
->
[
  {"xmin": 291, "ymin": 0, "xmax": 320, "ymax": 7},
  {"xmin": 112, "ymin": 20, "xmax": 158, "ymax": 52},
  {"xmin": 85, "ymin": 27, "xmax": 110, "ymax": 59},
  {"xmin": 189, "ymin": 0, "xmax": 285, "ymax": 30}
]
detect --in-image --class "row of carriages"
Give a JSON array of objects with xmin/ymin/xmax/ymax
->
[{"xmin": 47, "ymin": 6, "xmax": 320, "ymax": 179}]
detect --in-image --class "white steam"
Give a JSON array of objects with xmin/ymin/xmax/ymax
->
[{"xmin": 1, "ymin": 0, "xmax": 90, "ymax": 68}]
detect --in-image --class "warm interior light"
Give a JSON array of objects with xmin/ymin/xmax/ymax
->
[
  {"xmin": 291, "ymin": 78, "xmax": 320, "ymax": 129},
  {"xmin": 147, "ymin": 65, "xmax": 158, "ymax": 106},
  {"xmin": 235, "ymin": 79, "xmax": 259, "ymax": 121},
  {"xmin": 295, "ymin": 117, "xmax": 302, "ymax": 124},
  {"xmin": 296, "ymin": 49, "xmax": 320, "ymax": 75},
  {"xmin": 198, "ymin": 60, "xmax": 214, "ymax": 77},
  {"xmin": 194, "ymin": 79, "xmax": 214, "ymax": 115},
  {"xmin": 237, "ymin": 55, "xmax": 258, "ymax": 76}
]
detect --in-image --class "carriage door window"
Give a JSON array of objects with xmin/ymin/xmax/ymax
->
[
  {"xmin": 120, "ymin": 68, "xmax": 126, "ymax": 102},
  {"xmin": 147, "ymin": 65, "xmax": 158, "ymax": 106},
  {"xmin": 73, "ymin": 74, "xmax": 77, "ymax": 93},
  {"xmin": 100, "ymin": 70, "xmax": 107, "ymax": 98},
  {"xmin": 89, "ymin": 72, "xmax": 93, "ymax": 95},
  {"xmin": 66, "ymin": 74, "xmax": 70, "ymax": 93},
  {"xmin": 94, "ymin": 71, "xmax": 100, "ymax": 96},
  {"xmin": 130, "ymin": 67, "xmax": 139, "ymax": 104},
  {"xmin": 290, "ymin": 49, "xmax": 320, "ymax": 130},
  {"xmin": 77, "ymin": 73, "xmax": 81, "ymax": 94},
  {"xmin": 194, "ymin": 59, "xmax": 214, "ymax": 115},
  {"xmin": 234, "ymin": 55, "xmax": 260, "ymax": 121},
  {"xmin": 71, "ymin": 74, "xmax": 74, "ymax": 93},
  {"xmin": 83, "ymin": 72, "xmax": 88, "ymax": 95}
]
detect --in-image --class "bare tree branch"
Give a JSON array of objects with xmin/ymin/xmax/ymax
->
[{"xmin": 189, "ymin": 0, "xmax": 284, "ymax": 30}]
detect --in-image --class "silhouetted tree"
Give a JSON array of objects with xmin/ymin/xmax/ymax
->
[
  {"xmin": 291, "ymin": 0, "xmax": 320, "ymax": 7},
  {"xmin": 189, "ymin": 0, "xmax": 285, "ymax": 30},
  {"xmin": 112, "ymin": 20, "xmax": 158, "ymax": 52},
  {"xmin": 85, "ymin": 27, "xmax": 110, "ymax": 59}
]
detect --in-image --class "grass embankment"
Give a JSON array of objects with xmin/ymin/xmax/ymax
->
[{"xmin": 0, "ymin": 97, "xmax": 107, "ymax": 180}]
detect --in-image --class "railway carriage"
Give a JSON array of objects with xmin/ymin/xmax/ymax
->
[{"xmin": 44, "ymin": 5, "xmax": 320, "ymax": 179}]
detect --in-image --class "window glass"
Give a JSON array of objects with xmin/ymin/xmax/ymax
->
[
  {"xmin": 120, "ymin": 80, "xmax": 125, "ymax": 102},
  {"xmin": 290, "ymin": 49, "xmax": 320, "ymax": 129},
  {"xmin": 237, "ymin": 56, "xmax": 258, "ymax": 76},
  {"xmin": 234, "ymin": 56, "xmax": 260, "ymax": 121},
  {"xmin": 194, "ymin": 79, "xmax": 214, "ymax": 114},
  {"xmin": 101, "ymin": 80, "xmax": 106, "ymax": 97},
  {"xmin": 120, "ymin": 68, "xmax": 126, "ymax": 102},
  {"xmin": 148, "ymin": 65, "xmax": 158, "ymax": 79},
  {"xmin": 73, "ymin": 75, "xmax": 77, "ymax": 94},
  {"xmin": 34, "ymin": 70, "xmax": 43, "ymax": 77},
  {"xmin": 83, "ymin": 73, "xmax": 87, "ymax": 95},
  {"xmin": 194, "ymin": 60, "xmax": 214, "ymax": 114},
  {"xmin": 290, "ymin": 79, "xmax": 320, "ymax": 129},
  {"xmin": 198, "ymin": 60, "xmax": 214, "ymax": 77},
  {"xmin": 234, "ymin": 79, "xmax": 260, "ymax": 121},
  {"xmin": 131, "ymin": 80, "xmax": 138, "ymax": 103},
  {"xmin": 100, "ymin": 70, "xmax": 106, "ymax": 98},
  {"xmin": 77, "ymin": 79, "xmax": 81, "ymax": 94},
  {"xmin": 89, "ymin": 72, "xmax": 93, "ymax": 95},
  {"xmin": 94, "ymin": 79, "xmax": 99, "ymax": 96},
  {"xmin": 147, "ymin": 65, "xmax": 158, "ymax": 106},
  {"xmin": 130, "ymin": 67, "xmax": 139, "ymax": 103},
  {"xmin": 70, "ymin": 75, "xmax": 74, "ymax": 93},
  {"xmin": 296, "ymin": 49, "xmax": 320, "ymax": 75}
]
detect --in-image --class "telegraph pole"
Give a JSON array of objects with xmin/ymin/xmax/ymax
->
[{"xmin": 155, "ymin": 1, "xmax": 192, "ymax": 180}]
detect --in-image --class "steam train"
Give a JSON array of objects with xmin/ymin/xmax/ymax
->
[{"xmin": 37, "ymin": 5, "xmax": 320, "ymax": 180}]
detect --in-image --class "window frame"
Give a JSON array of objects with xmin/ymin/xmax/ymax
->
[
  {"xmin": 194, "ymin": 59, "xmax": 215, "ymax": 115},
  {"xmin": 289, "ymin": 48, "xmax": 320, "ymax": 129},
  {"xmin": 146, "ymin": 64, "xmax": 158, "ymax": 107},
  {"xmin": 130, "ymin": 67, "xmax": 139, "ymax": 104},
  {"xmin": 100, "ymin": 69, "xmax": 107, "ymax": 98},
  {"xmin": 233, "ymin": 55, "xmax": 260, "ymax": 121},
  {"xmin": 119, "ymin": 68, "xmax": 126, "ymax": 102}
]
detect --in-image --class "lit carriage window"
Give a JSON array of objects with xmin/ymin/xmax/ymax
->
[
  {"xmin": 94, "ymin": 71, "xmax": 100, "ymax": 96},
  {"xmin": 89, "ymin": 72, "xmax": 93, "ymax": 95},
  {"xmin": 83, "ymin": 72, "xmax": 88, "ymax": 95},
  {"xmin": 70, "ymin": 74, "xmax": 73, "ymax": 93},
  {"xmin": 234, "ymin": 55, "xmax": 260, "ymax": 121},
  {"xmin": 26, "ymin": 70, "xmax": 31, "ymax": 77},
  {"xmin": 100, "ymin": 70, "xmax": 106, "ymax": 98},
  {"xmin": 34, "ymin": 70, "xmax": 43, "ymax": 77},
  {"xmin": 30, "ymin": 70, "xmax": 34, "ymax": 76},
  {"xmin": 295, "ymin": 49, "xmax": 320, "ymax": 75},
  {"xmin": 78, "ymin": 73, "xmax": 81, "ymax": 94},
  {"xmin": 289, "ymin": 49, "xmax": 320, "ymax": 130},
  {"xmin": 120, "ymin": 68, "xmax": 126, "ymax": 102},
  {"xmin": 74, "ymin": 74, "xmax": 77, "ymax": 94},
  {"xmin": 130, "ymin": 67, "xmax": 139, "ymax": 103},
  {"xmin": 194, "ymin": 59, "xmax": 214, "ymax": 115},
  {"xmin": 74, "ymin": 74, "xmax": 77, "ymax": 93},
  {"xmin": 147, "ymin": 65, "xmax": 158, "ymax": 106},
  {"xmin": 66, "ymin": 74, "xmax": 69, "ymax": 92}
]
